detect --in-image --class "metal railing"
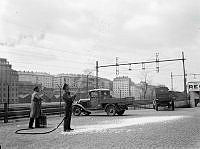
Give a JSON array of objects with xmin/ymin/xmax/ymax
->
[{"xmin": 0, "ymin": 102, "xmax": 65, "ymax": 123}]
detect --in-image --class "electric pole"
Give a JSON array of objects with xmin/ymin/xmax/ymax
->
[
  {"xmin": 7, "ymin": 85, "xmax": 9, "ymax": 109},
  {"xmin": 171, "ymin": 72, "xmax": 173, "ymax": 91},
  {"xmin": 116, "ymin": 57, "xmax": 119, "ymax": 76},
  {"xmin": 96, "ymin": 61, "xmax": 99, "ymax": 89},
  {"xmin": 182, "ymin": 52, "xmax": 187, "ymax": 104},
  {"xmin": 156, "ymin": 53, "xmax": 159, "ymax": 72},
  {"xmin": 57, "ymin": 84, "xmax": 62, "ymax": 117},
  {"xmin": 86, "ymin": 75, "xmax": 89, "ymax": 94}
]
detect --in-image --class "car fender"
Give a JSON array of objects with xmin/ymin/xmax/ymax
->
[{"xmin": 72, "ymin": 103, "xmax": 87, "ymax": 111}]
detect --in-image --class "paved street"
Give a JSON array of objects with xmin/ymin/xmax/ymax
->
[{"xmin": 1, "ymin": 107, "xmax": 200, "ymax": 149}]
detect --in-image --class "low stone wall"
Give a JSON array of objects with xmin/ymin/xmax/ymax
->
[{"xmin": 174, "ymin": 100, "xmax": 189, "ymax": 108}]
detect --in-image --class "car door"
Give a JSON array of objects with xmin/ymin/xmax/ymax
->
[{"xmin": 90, "ymin": 91, "xmax": 99, "ymax": 108}]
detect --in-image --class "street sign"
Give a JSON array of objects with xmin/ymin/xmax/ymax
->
[{"xmin": 188, "ymin": 82, "xmax": 200, "ymax": 91}]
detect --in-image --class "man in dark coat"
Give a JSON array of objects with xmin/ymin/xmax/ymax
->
[
  {"xmin": 63, "ymin": 83, "xmax": 76, "ymax": 131},
  {"xmin": 28, "ymin": 86, "xmax": 42, "ymax": 129}
]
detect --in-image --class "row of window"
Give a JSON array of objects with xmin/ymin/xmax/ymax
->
[
  {"xmin": 0, "ymin": 93, "xmax": 18, "ymax": 97},
  {"xmin": 0, "ymin": 88, "xmax": 17, "ymax": 91}
]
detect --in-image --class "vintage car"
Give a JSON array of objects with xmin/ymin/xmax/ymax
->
[{"xmin": 72, "ymin": 89, "xmax": 134, "ymax": 116}]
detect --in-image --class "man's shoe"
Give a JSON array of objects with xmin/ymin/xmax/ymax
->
[
  {"xmin": 28, "ymin": 127, "xmax": 34, "ymax": 129},
  {"xmin": 64, "ymin": 128, "xmax": 74, "ymax": 132}
]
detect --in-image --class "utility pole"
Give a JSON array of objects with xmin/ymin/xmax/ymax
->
[
  {"xmin": 57, "ymin": 84, "xmax": 62, "ymax": 117},
  {"xmin": 156, "ymin": 53, "xmax": 159, "ymax": 72},
  {"xmin": 171, "ymin": 72, "xmax": 173, "ymax": 91},
  {"xmin": 116, "ymin": 57, "xmax": 119, "ymax": 76},
  {"xmin": 86, "ymin": 75, "xmax": 89, "ymax": 94},
  {"xmin": 182, "ymin": 52, "xmax": 188, "ymax": 104},
  {"xmin": 96, "ymin": 61, "xmax": 99, "ymax": 89},
  {"xmin": 7, "ymin": 85, "xmax": 9, "ymax": 109}
]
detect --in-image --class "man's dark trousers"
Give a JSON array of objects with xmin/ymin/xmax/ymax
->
[
  {"xmin": 64, "ymin": 106, "xmax": 72, "ymax": 131},
  {"xmin": 29, "ymin": 117, "xmax": 40, "ymax": 128}
]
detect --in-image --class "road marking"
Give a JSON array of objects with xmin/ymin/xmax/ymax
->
[{"xmin": 61, "ymin": 116, "xmax": 185, "ymax": 135}]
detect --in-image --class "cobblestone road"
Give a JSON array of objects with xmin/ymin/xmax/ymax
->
[{"xmin": 1, "ymin": 107, "xmax": 200, "ymax": 149}]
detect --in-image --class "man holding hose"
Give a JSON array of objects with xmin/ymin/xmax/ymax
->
[
  {"xmin": 29, "ymin": 86, "xmax": 42, "ymax": 129},
  {"xmin": 62, "ymin": 83, "xmax": 76, "ymax": 132}
]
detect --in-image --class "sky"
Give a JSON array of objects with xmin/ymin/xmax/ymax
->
[{"xmin": 0, "ymin": 0, "xmax": 200, "ymax": 91}]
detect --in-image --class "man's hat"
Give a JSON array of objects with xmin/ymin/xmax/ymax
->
[{"xmin": 63, "ymin": 83, "xmax": 69, "ymax": 90}]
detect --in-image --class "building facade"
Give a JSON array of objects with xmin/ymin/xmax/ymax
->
[
  {"xmin": 17, "ymin": 81, "xmax": 42, "ymax": 95},
  {"xmin": 113, "ymin": 76, "xmax": 131, "ymax": 98},
  {"xmin": 0, "ymin": 58, "xmax": 18, "ymax": 103},
  {"xmin": 18, "ymin": 71, "xmax": 53, "ymax": 88},
  {"xmin": 53, "ymin": 74, "xmax": 112, "ymax": 97}
]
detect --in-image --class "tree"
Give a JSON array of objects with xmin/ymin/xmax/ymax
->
[{"xmin": 138, "ymin": 71, "xmax": 152, "ymax": 99}]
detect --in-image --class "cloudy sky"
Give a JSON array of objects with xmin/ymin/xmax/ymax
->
[{"xmin": 0, "ymin": 0, "xmax": 200, "ymax": 91}]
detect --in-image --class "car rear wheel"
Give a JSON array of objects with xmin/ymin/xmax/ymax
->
[
  {"xmin": 116, "ymin": 110, "xmax": 125, "ymax": 116},
  {"xmin": 106, "ymin": 105, "xmax": 116, "ymax": 116}
]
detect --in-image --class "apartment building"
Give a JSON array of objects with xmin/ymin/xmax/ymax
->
[
  {"xmin": 0, "ymin": 58, "xmax": 18, "ymax": 103},
  {"xmin": 113, "ymin": 76, "xmax": 131, "ymax": 98},
  {"xmin": 18, "ymin": 71, "xmax": 53, "ymax": 88}
]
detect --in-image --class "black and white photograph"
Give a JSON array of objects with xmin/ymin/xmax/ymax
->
[{"xmin": 0, "ymin": 0, "xmax": 200, "ymax": 148}]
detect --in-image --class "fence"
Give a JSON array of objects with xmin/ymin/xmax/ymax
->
[
  {"xmin": 0, "ymin": 102, "xmax": 65, "ymax": 123},
  {"xmin": 0, "ymin": 98, "xmax": 190, "ymax": 123}
]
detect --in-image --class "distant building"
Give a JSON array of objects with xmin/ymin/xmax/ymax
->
[
  {"xmin": 130, "ymin": 82, "xmax": 157, "ymax": 100},
  {"xmin": 98, "ymin": 78, "xmax": 112, "ymax": 90},
  {"xmin": 18, "ymin": 71, "xmax": 53, "ymax": 88},
  {"xmin": 53, "ymin": 74, "xmax": 112, "ymax": 98},
  {"xmin": 0, "ymin": 58, "xmax": 18, "ymax": 103},
  {"xmin": 113, "ymin": 76, "xmax": 131, "ymax": 98},
  {"xmin": 17, "ymin": 81, "xmax": 42, "ymax": 95},
  {"xmin": 130, "ymin": 84, "xmax": 141, "ymax": 99}
]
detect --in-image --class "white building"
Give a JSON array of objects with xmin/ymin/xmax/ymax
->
[
  {"xmin": 18, "ymin": 71, "xmax": 53, "ymax": 88},
  {"xmin": 113, "ymin": 76, "xmax": 131, "ymax": 98}
]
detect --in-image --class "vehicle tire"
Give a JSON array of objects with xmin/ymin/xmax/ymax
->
[
  {"xmin": 171, "ymin": 101, "xmax": 175, "ymax": 111},
  {"xmin": 116, "ymin": 110, "xmax": 125, "ymax": 116},
  {"xmin": 72, "ymin": 106, "xmax": 81, "ymax": 116},
  {"xmin": 106, "ymin": 105, "xmax": 116, "ymax": 116},
  {"xmin": 155, "ymin": 104, "xmax": 158, "ymax": 111}
]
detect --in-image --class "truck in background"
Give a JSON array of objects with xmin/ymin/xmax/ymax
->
[{"xmin": 153, "ymin": 87, "xmax": 175, "ymax": 111}]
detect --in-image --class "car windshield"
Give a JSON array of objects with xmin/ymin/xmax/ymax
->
[{"xmin": 101, "ymin": 91, "xmax": 110, "ymax": 96}]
